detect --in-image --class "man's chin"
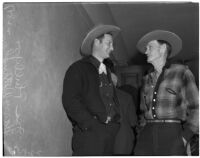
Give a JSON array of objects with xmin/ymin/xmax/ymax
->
[
  {"xmin": 147, "ymin": 59, "xmax": 153, "ymax": 64},
  {"xmin": 107, "ymin": 54, "xmax": 111, "ymax": 58}
]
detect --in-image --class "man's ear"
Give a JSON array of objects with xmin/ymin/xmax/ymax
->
[
  {"xmin": 94, "ymin": 38, "xmax": 100, "ymax": 46},
  {"xmin": 160, "ymin": 43, "xmax": 167, "ymax": 56}
]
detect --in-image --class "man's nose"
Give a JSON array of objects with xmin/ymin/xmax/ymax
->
[{"xmin": 145, "ymin": 49, "xmax": 149, "ymax": 55}]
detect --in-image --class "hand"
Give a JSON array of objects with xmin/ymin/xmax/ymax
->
[
  {"xmin": 182, "ymin": 136, "xmax": 187, "ymax": 147},
  {"xmin": 186, "ymin": 142, "xmax": 191, "ymax": 156}
]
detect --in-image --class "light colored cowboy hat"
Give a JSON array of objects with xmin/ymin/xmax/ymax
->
[
  {"xmin": 81, "ymin": 24, "xmax": 120, "ymax": 56},
  {"xmin": 136, "ymin": 30, "xmax": 182, "ymax": 58}
]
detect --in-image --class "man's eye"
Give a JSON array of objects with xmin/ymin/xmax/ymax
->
[{"xmin": 107, "ymin": 42, "xmax": 112, "ymax": 46}]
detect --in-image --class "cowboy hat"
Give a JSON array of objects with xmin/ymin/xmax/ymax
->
[
  {"xmin": 81, "ymin": 24, "xmax": 120, "ymax": 56},
  {"xmin": 136, "ymin": 30, "xmax": 182, "ymax": 58}
]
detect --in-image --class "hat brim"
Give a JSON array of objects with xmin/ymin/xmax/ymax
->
[
  {"xmin": 136, "ymin": 30, "xmax": 182, "ymax": 58},
  {"xmin": 81, "ymin": 24, "xmax": 120, "ymax": 56}
]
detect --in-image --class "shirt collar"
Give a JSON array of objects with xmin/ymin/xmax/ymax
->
[
  {"xmin": 149, "ymin": 61, "xmax": 171, "ymax": 73},
  {"xmin": 149, "ymin": 61, "xmax": 171, "ymax": 80}
]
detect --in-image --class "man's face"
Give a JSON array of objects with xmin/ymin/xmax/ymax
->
[
  {"xmin": 145, "ymin": 40, "xmax": 162, "ymax": 64},
  {"xmin": 96, "ymin": 34, "xmax": 114, "ymax": 59}
]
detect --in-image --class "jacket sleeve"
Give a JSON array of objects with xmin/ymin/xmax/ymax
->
[
  {"xmin": 182, "ymin": 67, "xmax": 199, "ymax": 142},
  {"xmin": 62, "ymin": 63, "xmax": 98, "ymax": 130}
]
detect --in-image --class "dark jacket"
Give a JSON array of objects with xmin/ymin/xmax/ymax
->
[
  {"xmin": 62, "ymin": 57, "xmax": 110, "ymax": 130},
  {"xmin": 113, "ymin": 89, "xmax": 137, "ymax": 155}
]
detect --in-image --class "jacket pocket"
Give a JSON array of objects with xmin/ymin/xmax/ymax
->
[{"xmin": 165, "ymin": 87, "xmax": 177, "ymax": 95}]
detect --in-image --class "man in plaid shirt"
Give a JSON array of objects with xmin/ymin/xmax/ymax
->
[{"xmin": 134, "ymin": 30, "xmax": 199, "ymax": 155}]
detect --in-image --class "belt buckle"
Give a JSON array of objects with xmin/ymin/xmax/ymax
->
[{"xmin": 105, "ymin": 116, "xmax": 111, "ymax": 124}]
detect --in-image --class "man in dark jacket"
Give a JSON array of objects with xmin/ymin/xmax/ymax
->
[
  {"xmin": 62, "ymin": 24, "xmax": 122, "ymax": 156},
  {"xmin": 104, "ymin": 58, "xmax": 138, "ymax": 155},
  {"xmin": 114, "ymin": 87, "xmax": 137, "ymax": 155},
  {"xmin": 111, "ymin": 72, "xmax": 137, "ymax": 155}
]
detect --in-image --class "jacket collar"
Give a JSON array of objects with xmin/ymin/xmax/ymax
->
[{"xmin": 82, "ymin": 55, "xmax": 101, "ymax": 70}]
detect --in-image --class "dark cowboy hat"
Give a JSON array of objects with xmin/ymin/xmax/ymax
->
[
  {"xmin": 136, "ymin": 30, "xmax": 182, "ymax": 58},
  {"xmin": 81, "ymin": 24, "xmax": 120, "ymax": 56}
]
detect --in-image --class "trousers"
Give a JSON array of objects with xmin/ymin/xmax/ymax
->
[
  {"xmin": 72, "ymin": 122, "xmax": 120, "ymax": 156},
  {"xmin": 134, "ymin": 122, "xmax": 186, "ymax": 156}
]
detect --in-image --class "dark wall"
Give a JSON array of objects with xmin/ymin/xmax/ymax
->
[
  {"xmin": 109, "ymin": 2, "xmax": 199, "ymax": 83},
  {"xmin": 109, "ymin": 3, "xmax": 199, "ymax": 61}
]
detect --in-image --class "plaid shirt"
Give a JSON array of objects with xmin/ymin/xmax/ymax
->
[{"xmin": 140, "ymin": 63, "xmax": 199, "ymax": 140}]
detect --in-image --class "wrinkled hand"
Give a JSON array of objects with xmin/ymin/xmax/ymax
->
[
  {"xmin": 182, "ymin": 137, "xmax": 187, "ymax": 147},
  {"xmin": 183, "ymin": 137, "xmax": 192, "ymax": 155}
]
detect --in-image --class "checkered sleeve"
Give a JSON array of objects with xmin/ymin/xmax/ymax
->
[{"xmin": 182, "ymin": 67, "xmax": 199, "ymax": 141}]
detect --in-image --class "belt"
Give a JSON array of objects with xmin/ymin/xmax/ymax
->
[{"xmin": 146, "ymin": 119, "xmax": 181, "ymax": 123}]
